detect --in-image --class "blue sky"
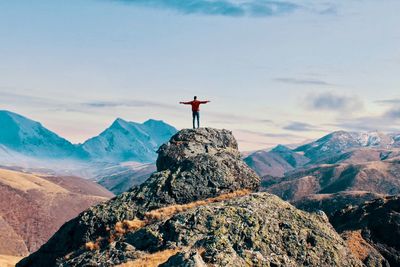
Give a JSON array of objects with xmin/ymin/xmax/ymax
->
[{"xmin": 0, "ymin": 0, "xmax": 399, "ymax": 150}]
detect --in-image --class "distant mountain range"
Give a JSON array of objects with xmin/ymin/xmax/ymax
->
[
  {"xmin": 0, "ymin": 111, "xmax": 84, "ymax": 159},
  {"xmin": 245, "ymin": 130, "xmax": 400, "ymax": 178},
  {"xmin": 0, "ymin": 110, "xmax": 177, "ymax": 164},
  {"xmin": 245, "ymin": 130, "xmax": 400, "ymax": 226}
]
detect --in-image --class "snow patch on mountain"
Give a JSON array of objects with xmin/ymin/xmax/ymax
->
[{"xmin": 80, "ymin": 118, "xmax": 177, "ymax": 163}]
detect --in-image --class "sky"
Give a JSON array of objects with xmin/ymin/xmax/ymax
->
[{"xmin": 0, "ymin": 0, "xmax": 399, "ymax": 151}]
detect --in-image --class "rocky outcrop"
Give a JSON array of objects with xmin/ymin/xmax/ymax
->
[
  {"xmin": 331, "ymin": 196, "xmax": 400, "ymax": 267},
  {"xmin": 18, "ymin": 128, "xmax": 260, "ymax": 266},
  {"xmin": 62, "ymin": 193, "xmax": 362, "ymax": 267},
  {"xmin": 18, "ymin": 128, "xmax": 364, "ymax": 267}
]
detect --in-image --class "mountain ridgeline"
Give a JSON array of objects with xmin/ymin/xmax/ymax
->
[
  {"xmin": 0, "ymin": 110, "xmax": 177, "ymax": 163},
  {"xmin": 245, "ymin": 130, "xmax": 400, "ymax": 179},
  {"xmin": 245, "ymin": 130, "xmax": 400, "ymax": 266}
]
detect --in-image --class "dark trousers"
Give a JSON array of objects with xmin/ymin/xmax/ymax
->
[{"xmin": 192, "ymin": 111, "xmax": 200, "ymax": 129}]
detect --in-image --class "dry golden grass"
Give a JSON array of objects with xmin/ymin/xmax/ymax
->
[
  {"xmin": 115, "ymin": 219, "xmax": 147, "ymax": 234},
  {"xmin": 0, "ymin": 254, "xmax": 23, "ymax": 267},
  {"xmin": 116, "ymin": 249, "xmax": 180, "ymax": 267},
  {"xmin": 114, "ymin": 189, "xmax": 251, "ymax": 235},
  {"xmin": 85, "ymin": 240, "xmax": 100, "ymax": 251},
  {"xmin": 0, "ymin": 168, "xmax": 68, "ymax": 193},
  {"xmin": 342, "ymin": 230, "xmax": 374, "ymax": 261},
  {"xmin": 144, "ymin": 189, "xmax": 251, "ymax": 221}
]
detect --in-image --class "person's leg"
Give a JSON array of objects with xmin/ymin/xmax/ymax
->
[
  {"xmin": 197, "ymin": 112, "xmax": 200, "ymax": 128},
  {"xmin": 192, "ymin": 112, "xmax": 196, "ymax": 129}
]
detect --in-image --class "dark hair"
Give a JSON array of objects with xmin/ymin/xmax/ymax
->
[{"xmin": 194, "ymin": 96, "xmax": 197, "ymax": 100}]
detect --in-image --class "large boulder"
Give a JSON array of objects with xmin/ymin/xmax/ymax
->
[
  {"xmin": 60, "ymin": 193, "xmax": 362, "ymax": 267},
  {"xmin": 18, "ymin": 128, "xmax": 260, "ymax": 267}
]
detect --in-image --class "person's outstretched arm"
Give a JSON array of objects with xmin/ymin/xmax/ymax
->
[
  {"xmin": 200, "ymin": 100, "xmax": 210, "ymax": 104},
  {"xmin": 179, "ymin": 101, "xmax": 192, "ymax": 104}
]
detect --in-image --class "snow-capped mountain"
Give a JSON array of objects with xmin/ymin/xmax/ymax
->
[
  {"xmin": 0, "ymin": 110, "xmax": 85, "ymax": 159},
  {"xmin": 244, "ymin": 130, "xmax": 400, "ymax": 179},
  {"xmin": 294, "ymin": 130, "xmax": 399, "ymax": 160},
  {"xmin": 80, "ymin": 118, "xmax": 177, "ymax": 163},
  {"xmin": 0, "ymin": 110, "xmax": 177, "ymax": 165}
]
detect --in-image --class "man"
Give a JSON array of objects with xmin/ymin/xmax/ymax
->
[{"xmin": 180, "ymin": 96, "xmax": 210, "ymax": 129}]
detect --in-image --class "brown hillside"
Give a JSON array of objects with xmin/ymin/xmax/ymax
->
[{"xmin": 0, "ymin": 168, "xmax": 113, "ymax": 256}]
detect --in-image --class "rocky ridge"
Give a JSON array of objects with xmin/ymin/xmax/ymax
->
[
  {"xmin": 18, "ymin": 128, "xmax": 363, "ymax": 267},
  {"xmin": 332, "ymin": 196, "xmax": 400, "ymax": 267}
]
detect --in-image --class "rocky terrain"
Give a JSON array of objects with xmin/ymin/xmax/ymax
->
[
  {"xmin": 0, "ymin": 167, "xmax": 113, "ymax": 257},
  {"xmin": 244, "ymin": 131, "xmax": 400, "ymax": 210},
  {"xmin": 243, "ymin": 131, "xmax": 400, "ymax": 266},
  {"xmin": 332, "ymin": 196, "xmax": 400, "ymax": 267},
  {"xmin": 18, "ymin": 128, "xmax": 365, "ymax": 267},
  {"xmin": 294, "ymin": 191, "xmax": 384, "ymax": 217}
]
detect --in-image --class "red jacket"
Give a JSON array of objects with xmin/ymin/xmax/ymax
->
[{"xmin": 182, "ymin": 100, "xmax": 208, "ymax": 112}]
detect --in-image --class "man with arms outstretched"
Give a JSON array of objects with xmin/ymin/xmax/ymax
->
[{"xmin": 180, "ymin": 96, "xmax": 210, "ymax": 129}]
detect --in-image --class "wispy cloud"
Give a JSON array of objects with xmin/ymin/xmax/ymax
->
[
  {"xmin": 305, "ymin": 92, "xmax": 363, "ymax": 112},
  {"xmin": 375, "ymin": 98, "xmax": 400, "ymax": 105},
  {"xmin": 334, "ymin": 106, "xmax": 400, "ymax": 132},
  {"xmin": 283, "ymin": 121, "xmax": 319, "ymax": 132},
  {"xmin": 114, "ymin": 0, "xmax": 300, "ymax": 17},
  {"xmin": 274, "ymin": 77, "xmax": 333, "ymax": 86},
  {"xmin": 0, "ymin": 91, "xmax": 56, "ymax": 106},
  {"xmin": 83, "ymin": 100, "xmax": 179, "ymax": 110},
  {"xmin": 209, "ymin": 112, "xmax": 274, "ymax": 125},
  {"xmin": 236, "ymin": 129, "xmax": 301, "ymax": 139},
  {"xmin": 384, "ymin": 107, "xmax": 400, "ymax": 119}
]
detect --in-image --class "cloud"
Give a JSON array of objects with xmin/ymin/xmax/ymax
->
[
  {"xmin": 208, "ymin": 112, "xmax": 274, "ymax": 125},
  {"xmin": 0, "ymin": 91, "xmax": 55, "ymax": 105},
  {"xmin": 114, "ymin": 0, "xmax": 300, "ymax": 17},
  {"xmin": 83, "ymin": 100, "xmax": 178, "ymax": 110},
  {"xmin": 384, "ymin": 107, "xmax": 400, "ymax": 119},
  {"xmin": 283, "ymin": 121, "xmax": 319, "ymax": 132},
  {"xmin": 334, "ymin": 106, "xmax": 400, "ymax": 132},
  {"xmin": 375, "ymin": 99, "xmax": 400, "ymax": 105},
  {"xmin": 235, "ymin": 129, "xmax": 301, "ymax": 139},
  {"xmin": 274, "ymin": 77, "xmax": 333, "ymax": 86},
  {"xmin": 306, "ymin": 92, "xmax": 363, "ymax": 112}
]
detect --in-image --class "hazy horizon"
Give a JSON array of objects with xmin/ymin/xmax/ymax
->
[{"xmin": 1, "ymin": 0, "xmax": 399, "ymax": 150}]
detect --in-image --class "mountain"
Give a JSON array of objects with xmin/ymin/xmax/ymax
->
[
  {"xmin": 18, "ymin": 128, "xmax": 363, "ymax": 267},
  {"xmin": 244, "ymin": 145, "xmax": 309, "ymax": 177},
  {"xmin": 294, "ymin": 130, "xmax": 398, "ymax": 161},
  {"xmin": 310, "ymin": 147, "xmax": 400, "ymax": 165},
  {"xmin": 265, "ymin": 160, "xmax": 400, "ymax": 201},
  {"xmin": 0, "ymin": 167, "xmax": 113, "ymax": 257},
  {"xmin": 0, "ymin": 110, "xmax": 177, "ymax": 164},
  {"xmin": 331, "ymin": 196, "xmax": 400, "ymax": 266},
  {"xmin": 0, "ymin": 110, "xmax": 85, "ymax": 159},
  {"xmin": 95, "ymin": 162, "xmax": 156, "ymax": 195},
  {"xmin": 79, "ymin": 118, "xmax": 177, "ymax": 163},
  {"xmin": 294, "ymin": 191, "xmax": 384, "ymax": 217}
]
